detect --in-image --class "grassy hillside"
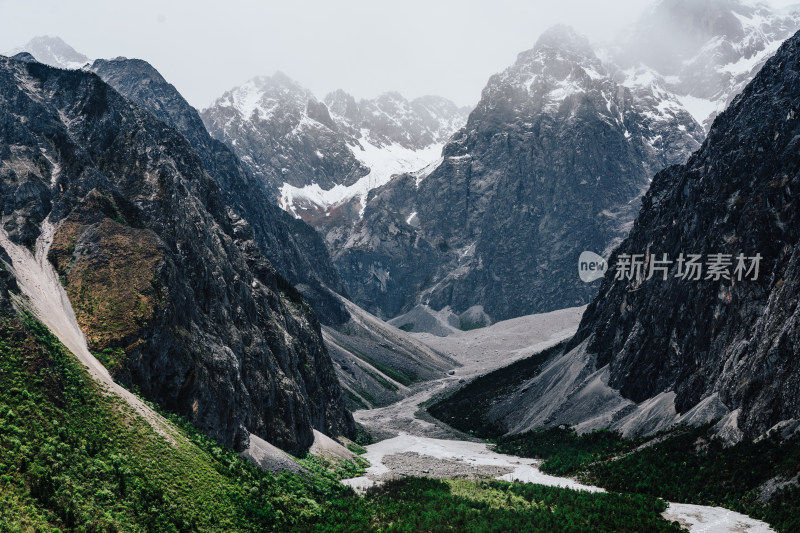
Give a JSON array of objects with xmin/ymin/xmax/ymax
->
[
  {"xmin": 0, "ymin": 312, "xmax": 353, "ymax": 531},
  {"xmin": 0, "ymin": 312, "xmax": 686, "ymax": 532}
]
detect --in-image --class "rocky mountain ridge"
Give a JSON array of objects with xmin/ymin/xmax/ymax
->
[{"xmin": 0, "ymin": 55, "xmax": 353, "ymax": 454}]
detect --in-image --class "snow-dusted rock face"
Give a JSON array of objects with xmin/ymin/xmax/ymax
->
[
  {"xmin": 201, "ymin": 75, "xmax": 467, "ymax": 225},
  {"xmin": 201, "ymin": 74, "xmax": 466, "ymax": 198},
  {"xmin": 500, "ymin": 28, "xmax": 800, "ymax": 440},
  {"xmin": 202, "ymin": 72, "xmax": 368, "ymax": 193},
  {"xmin": 613, "ymin": 0, "xmax": 800, "ymax": 129},
  {"xmin": 332, "ymin": 25, "xmax": 704, "ymax": 321},
  {"xmin": 324, "ymin": 90, "xmax": 469, "ymax": 150},
  {"xmin": 12, "ymin": 35, "xmax": 90, "ymax": 70},
  {"xmin": 0, "ymin": 55, "xmax": 353, "ymax": 454}
]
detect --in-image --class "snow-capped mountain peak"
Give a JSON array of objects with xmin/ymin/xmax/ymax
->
[
  {"xmin": 202, "ymin": 75, "xmax": 468, "ymax": 226},
  {"xmin": 213, "ymin": 72, "xmax": 316, "ymax": 123},
  {"xmin": 12, "ymin": 35, "xmax": 90, "ymax": 70},
  {"xmin": 323, "ymin": 89, "xmax": 469, "ymax": 150},
  {"xmin": 533, "ymin": 24, "xmax": 597, "ymax": 58},
  {"xmin": 614, "ymin": 0, "xmax": 800, "ymax": 129}
]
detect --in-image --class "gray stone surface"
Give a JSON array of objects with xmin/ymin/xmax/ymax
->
[{"xmin": 0, "ymin": 56, "xmax": 353, "ymax": 454}]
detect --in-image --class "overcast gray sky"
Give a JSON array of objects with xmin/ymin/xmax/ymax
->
[{"xmin": 1, "ymin": 0, "xmax": 798, "ymax": 109}]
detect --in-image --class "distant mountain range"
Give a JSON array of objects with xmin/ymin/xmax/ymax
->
[
  {"xmin": 18, "ymin": 1, "xmax": 797, "ymax": 327},
  {"xmin": 200, "ymin": 73, "xmax": 469, "ymax": 224}
]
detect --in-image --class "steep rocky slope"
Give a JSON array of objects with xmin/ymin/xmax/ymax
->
[
  {"xmin": 489, "ymin": 27, "xmax": 800, "ymax": 441},
  {"xmin": 0, "ymin": 55, "xmax": 353, "ymax": 454},
  {"xmin": 89, "ymin": 57, "xmax": 350, "ymax": 325},
  {"xmin": 324, "ymin": 297, "xmax": 456, "ymax": 411},
  {"xmin": 332, "ymin": 26, "xmax": 703, "ymax": 321}
]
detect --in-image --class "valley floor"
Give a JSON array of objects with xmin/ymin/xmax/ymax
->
[{"xmin": 344, "ymin": 306, "xmax": 776, "ymax": 533}]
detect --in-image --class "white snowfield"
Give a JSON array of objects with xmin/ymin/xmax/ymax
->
[
  {"xmin": 342, "ymin": 305, "xmax": 775, "ymax": 532},
  {"xmin": 279, "ymin": 141, "xmax": 443, "ymax": 218},
  {"xmin": 0, "ymin": 219, "xmax": 177, "ymax": 442}
]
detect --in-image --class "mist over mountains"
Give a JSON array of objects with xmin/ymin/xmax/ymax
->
[{"xmin": 4, "ymin": 1, "xmax": 800, "ymax": 530}]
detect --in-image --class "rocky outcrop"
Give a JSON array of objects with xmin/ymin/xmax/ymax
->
[
  {"xmin": 90, "ymin": 58, "xmax": 349, "ymax": 325},
  {"xmin": 0, "ymin": 56, "xmax": 353, "ymax": 454}
]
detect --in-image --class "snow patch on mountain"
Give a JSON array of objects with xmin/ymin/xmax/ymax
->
[
  {"xmin": 216, "ymin": 78, "xmax": 279, "ymax": 120},
  {"xmin": 722, "ymin": 37, "xmax": 782, "ymax": 76},
  {"xmin": 279, "ymin": 141, "xmax": 443, "ymax": 217},
  {"xmin": 676, "ymin": 94, "xmax": 723, "ymax": 125}
]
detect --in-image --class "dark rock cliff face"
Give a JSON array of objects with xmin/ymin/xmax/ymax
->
[
  {"xmin": 90, "ymin": 58, "xmax": 349, "ymax": 325},
  {"xmin": 568, "ymin": 29, "xmax": 800, "ymax": 437},
  {"xmin": 0, "ymin": 56, "xmax": 353, "ymax": 454},
  {"xmin": 333, "ymin": 26, "xmax": 703, "ymax": 321}
]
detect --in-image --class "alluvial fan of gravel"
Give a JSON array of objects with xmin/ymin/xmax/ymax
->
[{"xmin": 380, "ymin": 452, "xmax": 513, "ymax": 481}]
